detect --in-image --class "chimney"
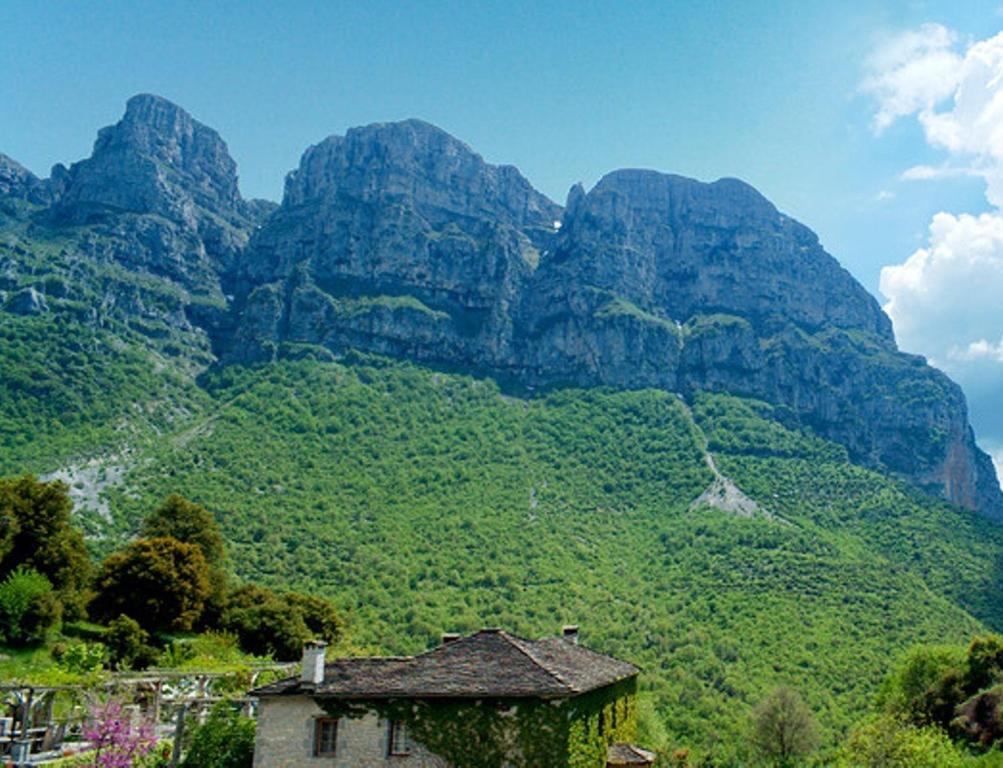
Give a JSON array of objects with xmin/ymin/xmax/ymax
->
[
  {"xmin": 301, "ymin": 640, "xmax": 327, "ymax": 685},
  {"xmin": 441, "ymin": 633, "xmax": 461, "ymax": 645},
  {"xmin": 562, "ymin": 625, "xmax": 579, "ymax": 645}
]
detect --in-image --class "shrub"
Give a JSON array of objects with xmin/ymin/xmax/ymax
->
[
  {"xmin": 55, "ymin": 641, "xmax": 107, "ymax": 674},
  {"xmin": 91, "ymin": 537, "xmax": 211, "ymax": 633},
  {"xmin": 0, "ymin": 475, "xmax": 90, "ymax": 618},
  {"xmin": 180, "ymin": 703, "xmax": 255, "ymax": 768},
  {"xmin": 748, "ymin": 685, "xmax": 819, "ymax": 767},
  {"xmin": 221, "ymin": 585, "xmax": 310, "ymax": 660},
  {"xmin": 0, "ymin": 565, "xmax": 61, "ymax": 645},
  {"xmin": 106, "ymin": 614, "xmax": 158, "ymax": 670},
  {"xmin": 835, "ymin": 715, "xmax": 962, "ymax": 768}
]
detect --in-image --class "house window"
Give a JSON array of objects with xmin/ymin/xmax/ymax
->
[
  {"xmin": 314, "ymin": 717, "xmax": 338, "ymax": 757},
  {"xmin": 388, "ymin": 720, "xmax": 410, "ymax": 756}
]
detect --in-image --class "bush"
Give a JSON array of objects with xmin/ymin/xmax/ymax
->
[
  {"xmin": 0, "ymin": 565, "xmax": 61, "ymax": 645},
  {"xmin": 106, "ymin": 614, "xmax": 158, "ymax": 670},
  {"xmin": 748, "ymin": 685, "xmax": 819, "ymax": 767},
  {"xmin": 220, "ymin": 584, "xmax": 342, "ymax": 660},
  {"xmin": 221, "ymin": 585, "xmax": 310, "ymax": 660},
  {"xmin": 91, "ymin": 537, "xmax": 211, "ymax": 633},
  {"xmin": 181, "ymin": 703, "xmax": 255, "ymax": 768},
  {"xmin": 55, "ymin": 641, "xmax": 107, "ymax": 674},
  {"xmin": 835, "ymin": 715, "xmax": 963, "ymax": 768},
  {"xmin": 0, "ymin": 475, "xmax": 90, "ymax": 618}
]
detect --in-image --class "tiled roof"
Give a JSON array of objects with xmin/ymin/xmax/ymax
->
[
  {"xmin": 607, "ymin": 743, "xmax": 657, "ymax": 765},
  {"xmin": 252, "ymin": 629, "xmax": 638, "ymax": 700}
]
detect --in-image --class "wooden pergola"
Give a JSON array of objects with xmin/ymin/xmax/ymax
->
[{"xmin": 0, "ymin": 663, "xmax": 293, "ymax": 765}]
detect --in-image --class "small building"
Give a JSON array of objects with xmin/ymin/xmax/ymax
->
[{"xmin": 250, "ymin": 626, "xmax": 654, "ymax": 767}]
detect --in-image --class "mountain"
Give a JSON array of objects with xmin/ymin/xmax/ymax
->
[
  {"xmin": 3, "ymin": 95, "xmax": 1003, "ymax": 758},
  {"xmin": 226, "ymin": 118, "xmax": 1001, "ymax": 518}
]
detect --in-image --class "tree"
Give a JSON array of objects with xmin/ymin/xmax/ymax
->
[
  {"xmin": 748, "ymin": 686, "xmax": 820, "ymax": 768},
  {"xmin": 105, "ymin": 614, "xmax": 158, "ymax": 670},
  {"xmin": 141, "ymin": 494, "xmax": 227, "ymax": 623},
  {"xmin": 878, "ymin": 644, "xmax": 966, "ymax": 728},
  {"xmin": 0, "ymin": 475, "xmax": 90, "ymax": 617},
  {"xmin": 835, "ymin": 715, "xmax": 962, "ymax": 768},
  {"xmin": 141, "ymin": 494, "xmax": 225, "ymax": 568},
  {"xmin": 0, "ymin": 499, "xmax": 18, "ymax": 563},
  {"xmin": 965, "ymin": 635, "xmax": 1003, "ymax": 694},
  {"xmin": 284, "ymin": 591, "xmax": 343, "ymax": 645},
  {"xmin": 220, "ymin": 585, "xmax": 310, "ymax": 660},
  {"xmin": 0, "ymin": 566, "xmax": 62, "ymax": 645},
  {"xmin": 91, "ymin": 537, "xmax": 211, "ymax": 633},
  {"xmin": 181, "ymin": 703, "xmax": 255, "ymax": 768}
]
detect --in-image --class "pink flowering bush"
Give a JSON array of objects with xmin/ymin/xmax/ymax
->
[{"xmin": 83, "ymin": 700, "xmax": 156, "ymax": 768}]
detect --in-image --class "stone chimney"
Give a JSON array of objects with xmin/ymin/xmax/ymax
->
[
  {"xmin": 441, "ymin": 633, "xmax": 461, "ymax": 644},
  {"xmin": 562, "ymin": 625, "xmax": 579, "ymax": 645},
  {"xmin": 301, "ymin": 640, "xmax": 327, "ymax": 685}
]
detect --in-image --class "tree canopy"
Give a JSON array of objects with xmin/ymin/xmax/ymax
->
[
  {"xmin": 91, "ymin": 536, "xmax": 211, "ymax": 632},
  {"xmin": 748, "ymin": 685, "xmax": 819, "ymax": 767},
  {"xmin": 0, "ymin": 475, "xmax": 90, "ymax": 616},
  {"xmin": 141, "ymin": 494, "xmax": 225, "ymax": 568}
]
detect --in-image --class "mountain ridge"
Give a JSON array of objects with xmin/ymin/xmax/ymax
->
[{"xmin": 1, "ymin": 93, "xmax": 1000, "ymax": 518}]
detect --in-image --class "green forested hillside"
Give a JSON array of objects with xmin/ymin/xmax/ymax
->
[{"xmin": 9, "ymin": 353, "xmax": 988, "ymax": 760}]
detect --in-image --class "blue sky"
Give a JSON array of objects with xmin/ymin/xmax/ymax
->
[
  {"xmin": 3, "ymin": 1, "xmax": 1003, "ymax": 460},
  {"xmin": 0, "ymin": 0, "xmax": 995, "ymax": 290}
]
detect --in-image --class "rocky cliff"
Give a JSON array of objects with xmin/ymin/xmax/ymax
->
[
  {"xmin": 2, "ymin": 96, "xmax": 1000, "ymax": 517},
  {"xmin": 49, "ymin": 93, "xmax": 258, "ymax": 290},
  {"xmin": 230, "ymin": 119, "xmax": 561, "ymax": 369},
  {"xmin": 228, "ymin": 120, "xmax": 1003, "ymax": 518}
]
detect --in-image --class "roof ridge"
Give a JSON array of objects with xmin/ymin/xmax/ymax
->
[{"xmin": 498, "ymin": 631, "xmax": 574, "ymax": 692}]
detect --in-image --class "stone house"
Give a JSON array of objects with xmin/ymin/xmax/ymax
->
[{"xmin": 250, "ymin": 626, "xmax": 653, "ymax": 767}]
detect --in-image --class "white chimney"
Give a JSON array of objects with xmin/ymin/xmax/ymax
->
[
  {"xmin": 562, "ymin": 625, "xmax": 579, "ymax": 645},
  {"xmin": 301, "ymin": 640, "xmax": 327, "ymax": 685}
]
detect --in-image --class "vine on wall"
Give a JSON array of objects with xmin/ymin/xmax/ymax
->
[{"xmin": 316, "ymin": 678, "xmax": 637, "ymax": 768}]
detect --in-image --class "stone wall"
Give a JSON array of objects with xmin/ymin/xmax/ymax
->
[{"xmin": 253, "ymin": 695, "xmax": 447, "ymax": 767}]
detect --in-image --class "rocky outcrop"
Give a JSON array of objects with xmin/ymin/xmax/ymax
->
[
  {"xmin": 227, "ymin": 121, "xmax": 1003, "ymax": 518},
  {"xmin": 5, "ymin": 99, "xmax": 999, "ymax": 516},
  {"xmin": 231, "ymin": 119, "xmax": 561, "ymax": 366},
  {"xmin": 0, "ymin": 154, "xmax": 39, "ymax": 199},
  {"xmin": 4, "ymin": 286, "xmax": 48, "ymax": 315},
  {"xmin": 50, "ymin": 94, "xmax": 255, "ymax": 288}
]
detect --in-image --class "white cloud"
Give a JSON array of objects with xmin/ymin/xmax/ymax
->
[
  {"xmin": 861, "ymin": 23, "xmax": 963, "ymax": 133},
  {"xmin": 900, "ymin": 163, "xmax": 979, "ymax": 181},
  {"xmin": 950, "ymin": 337, "xmax": 1003, "ymax": 363},
  {"xmin": 880, "ymin": 211, "xmax": 1003, "ymax": 367},
  {"xmin": 867, "ymin": 26, "xmax": 1003, "ymax": 477}
]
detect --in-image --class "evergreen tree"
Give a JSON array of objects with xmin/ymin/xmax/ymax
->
[{"xmin": 91, "ymin": 537, "xmax": 211, "ymax": 633}]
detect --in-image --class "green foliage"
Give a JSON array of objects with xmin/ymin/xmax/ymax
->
[
  {"xmin": 878, "ymin": 644, "xmax": 966, "ymax": 728},
  {"xmin": 55, "ymin": 640, "xmax": 107, "ymax": 674},
  {"xmin": 90, "ymin": 359, "xmax": 1003, "ymax": 756},
  {"xmin": 0, "ymin": 475, "xmax": 90, "ymax": 617},
  {"xmin": 141, "ymin": 494, "xmax": 228, "ymax": 623},
  {"xmin": 747, "ymin": 686, "xmax": 820, "ymax": 767},
  {"xmin": 220, "ymin": 584, "xmax": 341, "ymax": 660},
  {"xmin": 105, "ymin": 614, "xmax": 157, "ymax": 670},
  {"xmin": 0, "ymin": 566, "xmax": 61, "ymax": 645},
  {"xmin": 878, "ymin": 634, "xmax": 1003, "ymax": 752},
  {"xmin": 91, "ymin": 537, "xmax": 211, "ymax": 633},
  {"xmin": 835, "ymin": 715, "xmax": 963, "ymax": 768},
  {"xmin": 180, "ymin": 703, "xmax": 255, "ymax": 768},
  {"xmin": 158, "ymin": 631, "xmax": 256, "ymax": 671},
  {"xmin": 142, "ymin": 494, "xmax": 225, "ymax": 568},
  {"xmin": 283, "ymin": 591, "xmax": 343, "ymax": 645},
  {"xmin": 318, "ymin": 678, "xmax": 636, "ymax": 768}
]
